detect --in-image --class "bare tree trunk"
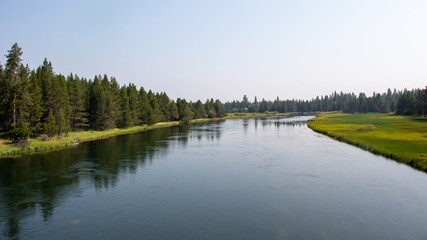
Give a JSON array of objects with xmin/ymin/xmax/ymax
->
[{"xmin": 13, "ymin": 93, "xmax": 16, "ymax": 128}]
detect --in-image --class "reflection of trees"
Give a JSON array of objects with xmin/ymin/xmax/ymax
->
[
  {"xmin": 0, "ymin": 149, "xmax": 80, "ymax": 240},
  {"xmin": 0, "ymin": 123, "xmax": 223, "ymax": 240},
  {"xmin": 273, "ymin": 121, "xmax": 308, "ymax": 128},
  {"xmin": 187, "ymin": 122, "xmax": 222, "ymax": 142},
  {"xmin": 261, "ymin": 120, "xmax": 308, "ymax": 128}
]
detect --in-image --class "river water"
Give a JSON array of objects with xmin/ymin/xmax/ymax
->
[{"xmin": 0, "ymin": 116, "xmax": 426, "ymax": 240}]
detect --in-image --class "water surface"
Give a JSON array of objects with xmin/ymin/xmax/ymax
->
[{"xmin": 0, "ymin": 116, "xmax": 426, "ymax": 239}]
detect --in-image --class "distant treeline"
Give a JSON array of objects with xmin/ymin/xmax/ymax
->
[
  {"xmin": 0, "ymin": 43, "xmax": 226, "ymax": 140},
  {"xmin": 225, "ymin": 88, "xmax": 426, "ymax": 116}
]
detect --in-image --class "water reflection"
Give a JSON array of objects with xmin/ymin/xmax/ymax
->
[
  {"xmin": 0, "ymin": 123, "xmax": 222, "ymax": 240},
  {"xmin": 260, "ymin": 116, "xmax": 314, "ymax": 128}
]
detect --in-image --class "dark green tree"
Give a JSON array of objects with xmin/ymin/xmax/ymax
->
[
  {"xmin": 169, "ymin": 100, "xmax": 179, "ymax": 121},
  {"xmin": 177, "ymin": 98, "xmax": 193, "ymax": 122},
  {"xmin": 45, "ymin": 109, "xmax": 58, "ymax": 137},
  {"xmin": 2, "ymin": 43, "xmax": 23, "ymax": 128},
  {"xmin": 214, "ymin": 99, "xmax": 226, "ymax": 117},
  {"xmin": 57, "ymin": 108, "xmax": 70, "ymax": 136},
  {"xmin": 147, "ymin": 90, "xmax": 163, "ymax": 124},
  {"xmin": 118, "ymin": 86, "xmax": 132, "ymax": 128},
  {"xmin": 137, "ymin": 87, "xmax": 150, "ymax": 124},
  {"xmin": 127, "ymin": 84, "xmax": 139, "ymax": 125},
  {"xmin": 28, "ymin": 70, "xmax": 44, "ymax": 135},
  {"xmin": 67, "ymin": 74, "xmax": 88, "ymax": 130},
  {"xmin": 193, "ymin": 100, "xmax": 207, "ymax": 119}
]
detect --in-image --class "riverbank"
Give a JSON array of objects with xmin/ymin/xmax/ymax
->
[
  {"xmin": 0, "ymin": 112, "xmax": 292, "ymax": 158},
  {"xmin": 308, "ymin": 113, "xmax": 427, "ymax": 172}
]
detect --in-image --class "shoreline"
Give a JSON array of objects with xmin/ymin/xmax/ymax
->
[
  {"xmin": 0, "ymin": 112, "xmax": 292, "ymax": 158},
  {"xmin": 308, "ymin": 113, "xmax": 427, "ymax": 173}
]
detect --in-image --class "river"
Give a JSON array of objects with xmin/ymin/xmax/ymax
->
[{"xmin": 0, "ymin": 116, "xmax": 426, "ymax": 239}]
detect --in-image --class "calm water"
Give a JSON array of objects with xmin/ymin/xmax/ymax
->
[{"xmin": 0, "ymin": 116, "xmax": 426, "ymax": 240}]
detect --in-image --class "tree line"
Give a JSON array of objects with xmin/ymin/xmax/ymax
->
[
  {"xmin": 1, "ymin": 43, "xmax": 425, "ymax": 141},
  {"xmin": 0, "ymin": 43, "xmax": 226, "ymax": 141},
  {"xmin": 225, "ymin": 88, "xmax": 426, "ymax": 116}
]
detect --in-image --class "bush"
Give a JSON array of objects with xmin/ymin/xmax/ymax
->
[{"xmin": 8, "ymin": 121, "xmax": 30, "ymax": 142}]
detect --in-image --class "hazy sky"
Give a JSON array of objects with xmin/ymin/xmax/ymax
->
[{"xmin": 1, "ymin": 0, "xmax": 426, "ymax": 102}]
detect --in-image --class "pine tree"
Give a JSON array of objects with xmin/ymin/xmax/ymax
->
[
  {"xmin": 127, "ymin": 84, "xmax": 139, "ymax": 125},
  {"xmin": 177, "ymin": 98, "xmax": 193, "ymax": 122},
  {"xmin": 147, "ymin": 90, "xmax": 162, "ymax": 124},
  {"xmin": 28, "ymin": 70, "xmax": 44, "ymax": 135},
  {"xmin": 67, "ymin": 74, "xmax": 88, "ymax": 130},
  {"xmin": 45, "ymin": 109, "xmax": 58, "ymax": 137},
  {"xmin": 9, "ymin": 120, "xmax": 30, "ymax": 142},
  {"xmin": 396, "ymin": 90, "xmax": 416, "ymax": 115},
  {"xmin": 138, "ymin": 87, "xmax": 150, "ymax": 124},
  {"xmin": 157, "ymin": 92, "xmax": 171, "ymax": 122},
  {"xmin": 3, "ymin": 43, "xmax": 23, "ymax": 128},
  {"xmin": 40, "ymin": 59, "xmax": 55, "ymax": 120},
  {"xmin": 88, "ymin": 75, "xmax": 103, "ymax": 129},
  {"xmin": 206, "ymin": 99, "xmax": 216, "ymax": 118},
  {"xmin": 57, "ymin": 108, "xmax": 70, "ymax": 136},
  {"xmin": 169, "ymin": 100, "xmax": 179, "ymax": 121},
  {"xmin": 214, "ymin": 99, "xmax": 226, "ymax": 117},
  {"xmin": 118, "ymin": 86, "xmax": 132, "ymax": 128},
  {"xmin": 102, "ymin": 75, "xmax": 118, "ymax": 129},
  {"xmin": 194, "ymin": 100, "xmax": 207, "ymax": 119},
  {"xmin": 16, "ymin": 65, "xmax": 32, "ymax": 125}
]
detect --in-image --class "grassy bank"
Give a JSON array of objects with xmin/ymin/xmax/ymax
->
[
  {"xmin": 0, "ymin": 121, "xmax": 181, "ymax": 158},
  {"xmin": 308, "ymin": 113, "xmax": 427, "ymax": 172},
  {"xmin": 0, "ymin": 112, "xmax": 292, "ymax": 158}
]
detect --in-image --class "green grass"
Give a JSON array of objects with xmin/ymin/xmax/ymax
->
[
  {"xmin": 308, "ymin": 113, "xmax": 427, "ymax": 172},
  {"xmin": 0, "ymin": 112, "xmax": 292, "ymax": 158}
]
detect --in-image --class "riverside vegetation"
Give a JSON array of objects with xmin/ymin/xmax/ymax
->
[
  {"xmin": 0, "ymin": 43, "xmax": 426, "ymax": 158},
  {"xmin": 308, "ymin": 113, "xmax": 427, "ymax": 172}
]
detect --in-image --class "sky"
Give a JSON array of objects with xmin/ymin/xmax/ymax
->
[{"xmin": 0, "ymin": 0, "xmax": 426, "ymax": 102}]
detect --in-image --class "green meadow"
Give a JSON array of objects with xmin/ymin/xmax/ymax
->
[{"xmin": 308, "ymin": 113, "xmax": 427, "ymax": 172}]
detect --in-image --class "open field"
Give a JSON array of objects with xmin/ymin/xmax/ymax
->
[
  {"xmin": 308, "ymin": 113, "xmax": 427, "ymax": 172},
  {"xmin": 0, "ymin": 112, "xmax": 294, "ymax": 158}
]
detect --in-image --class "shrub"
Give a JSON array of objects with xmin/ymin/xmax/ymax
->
[{"xmin": 8, "ymin": 121, "xmax": 30, "ymax": 142}]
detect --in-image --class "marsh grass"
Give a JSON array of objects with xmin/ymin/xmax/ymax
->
[{"xmin": 308, "ymin": 113, "xmax": 427, "ymax": 172}]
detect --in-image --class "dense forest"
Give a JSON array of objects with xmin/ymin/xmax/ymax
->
[
  {"xmin": 0, "ymin": 43, "xmax": 426, "ymax": 141},
  {"xmin": 225, "ymin": 89, "xmax": 426, "ymax": 116},
  {"xmin": 0, "ymin": 43, "xmax": 226, "ymax": 141}
]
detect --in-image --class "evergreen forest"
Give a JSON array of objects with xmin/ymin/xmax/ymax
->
[
  {"xmin": 0, "ymin": 44, "xmax": 226, "ymax": 141},
  {"xmin": 0, "ymin": 43, "xmax": 426, "ymax": 141},
  {"xmin": 225, "ymin": 88, "xmax": 426, "ymax": 115}
]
